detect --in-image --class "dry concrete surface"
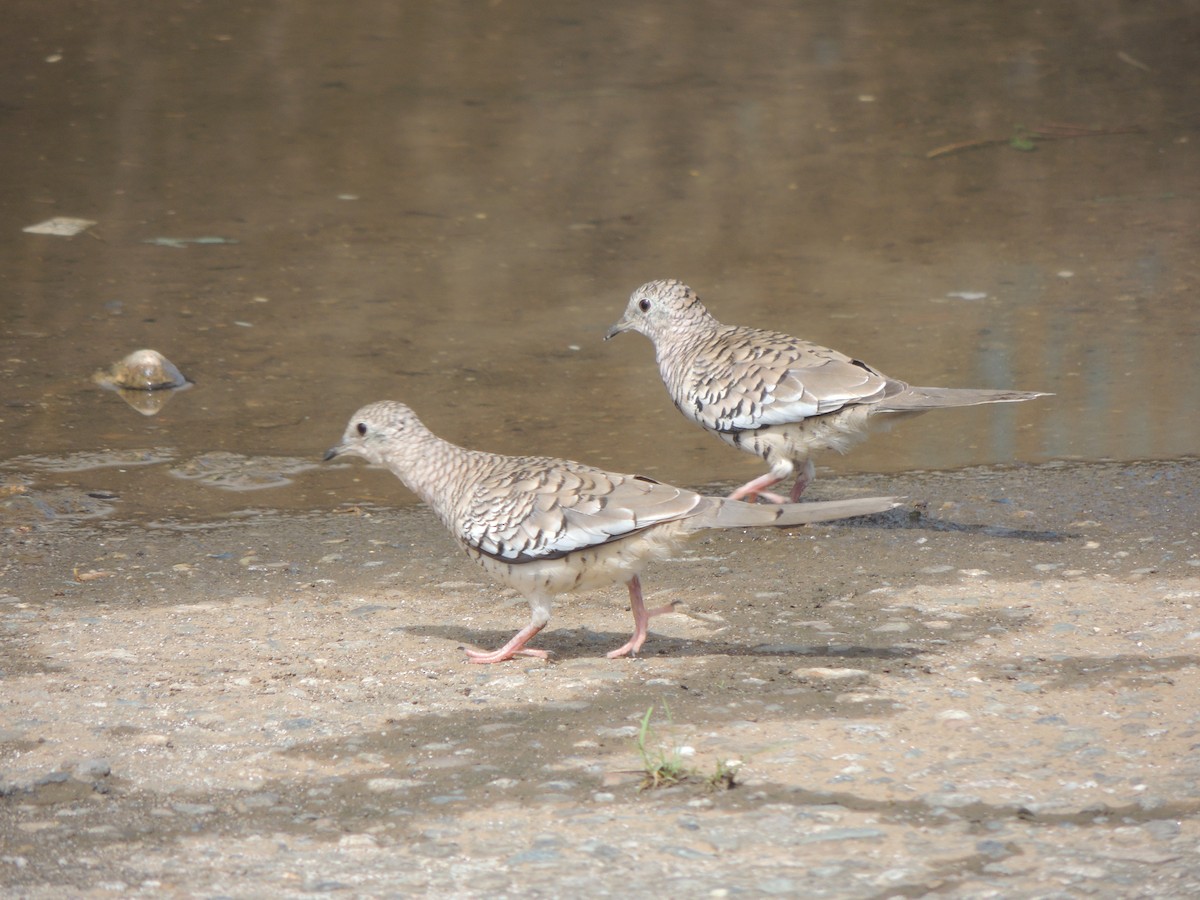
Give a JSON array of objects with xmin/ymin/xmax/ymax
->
[{"xmin": 2, "ymin": 459, "xmax": 1199, "ymax": 898}]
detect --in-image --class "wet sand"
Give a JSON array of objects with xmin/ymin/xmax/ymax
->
[{"xmin": 3, "ymin": 459, "xmax": 1199, "ymax": 896}]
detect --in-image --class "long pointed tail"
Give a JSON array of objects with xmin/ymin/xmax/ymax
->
[
  {"xmin": 876, "ymin": 386, "xmax": 1050, "ymax": 413},
  {"xmin": 699, "ymin": 495, "xmax": 901, "ymax": 530}
]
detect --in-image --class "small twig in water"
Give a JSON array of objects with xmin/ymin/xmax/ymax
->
[{"xmin": 926, "ymin": 122, "xmax": 1142, "ymax": 159}]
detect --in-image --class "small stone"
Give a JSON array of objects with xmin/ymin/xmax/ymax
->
[
  {"xmin": 756, "ymin": 878, "xmax": 798, "ymax": 894},
  {"xmin": 72, "ymin": 759, "xmax": 111, "ymax": 780},
  {"xmin": 923, "ymin": 792, "xmax": 982, "ymax": 809},
  {"xmin": 171, "ymin": 802, "xmax": 217, "ymax": 816},
  {"xmin": 1145, "ymin": 819, "xmax": 1182, "ymax": 840},
  {"xmin": 792, "ymin": 667, "xmax": 869, "ymax": 681},
  {"xmin": 366, "ymin": 778, "xmax": 422, "ymax": 792},
  {"xmin": 936, "ymin": 709, "xmax": 972, "ymax": 722}
]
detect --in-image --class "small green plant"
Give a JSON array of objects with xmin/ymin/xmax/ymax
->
[
  {"xmin": 706, "ymin": 757, "xmax": 741, "ymax": 792},
  {"xmin": 633, "ymin": 705, "xmax": 742, "ymax": 792},
  {"xmin": 635, "ymin": 704, "xmax": 689, "ymax": 790}
]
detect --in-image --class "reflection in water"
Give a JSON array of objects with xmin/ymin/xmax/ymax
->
[{"xmin": 1, "ymin": 1, "xmax": 1197, "ymax": 516}]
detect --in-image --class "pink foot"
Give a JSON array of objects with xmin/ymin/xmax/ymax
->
[
  {"xmin": 463, "ymin": 622, "xmax": 548, "ymax": 664},
  {"xmin": 729, "ymin": 471, "xmax": 788, "ymax": 504},
  {"xmin": 607, "ymin": 576, "xmax": 678, "ymax": 658}
]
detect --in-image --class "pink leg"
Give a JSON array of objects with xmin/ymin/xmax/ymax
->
[
  {"xmin": 607, "ymin": 576, "xmax": 678, "ymax": 659},
  {"xmin": 789, "ymin": 460, "xmax": 817, "ymax": 501},
  {"xmin": 464, "ymin": 622, "xmax": 550, "ymax": 664},
  {"xmin": 728, "ymin": 471, "xmax": 789, "ymax": 505}
]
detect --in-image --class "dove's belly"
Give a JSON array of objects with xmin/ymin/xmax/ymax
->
[
  {"xmin": 465, "ymin": 522, "xmax": 689, "ymax": 598},
  {"xmin": 718, "ymin": 406, "xmax": 876, "ymax": 464}
]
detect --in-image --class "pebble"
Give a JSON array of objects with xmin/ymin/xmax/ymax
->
[
  {"xmin": 507, "ymin": 848, "xmax": 561, "ymax": 865},
  {"xmin": 936, "ymin": 709, "xmax": 972, "ymax": 722},
  {"xmin": 755, "ymin": 877, "xmax": 798, "ymax": 894},
  {"xmin": 171, "ymin": 802, "xmax": 217, "ymax": 816},
  {"xmin": 238, "ymin": 792, "xmax": 280, "ymax": 809},
  {"xmin": 793, "ymin": 827, "xmax": 886, "ymax": 845},
  {"xmin": 1145, "ymin": 819, "xmax": 1182, "ymax": 840},
  {"xmin": 923, "ymin": 792, "xmax": 982, "ymax": 809},
  {"xmin": 367, "ymin": 778, "xmax": 422, "ymax": 792},
  {"xmin": 792, "ymin": 667, "xmax": 869, "ymax": 681},
  {"xmin": 72, "ymin": 758, "xmax": 111, "ymax": 780}
]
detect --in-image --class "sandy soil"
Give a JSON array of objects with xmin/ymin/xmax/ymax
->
[{"xmin": 2, "ymin": 459, "xmax": 1199, "ymax": 897}]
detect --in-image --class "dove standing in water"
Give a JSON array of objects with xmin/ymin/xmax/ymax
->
[
  {"xmin": 606, "ymin": 279, "xmax": 1049, "ymax": 503},
  {"xmin": 325, "ymin": 401, "xmax": 899, "ymax": 664}
]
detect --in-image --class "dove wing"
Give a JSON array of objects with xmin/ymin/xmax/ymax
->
[
  {"xmin": 460, "ymin": 459, "xmax": 704, "ymax": 564},
  {"xmin": 685, "ymin": 327, "xmax": 904, "ymax": 432}
]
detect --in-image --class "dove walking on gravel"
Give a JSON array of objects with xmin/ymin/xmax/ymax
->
[
  {"xmin": 606, "ymin": 279, "xmax": 1049, "ymax": 503},
  {"xmin": 325, "ymin": 401, "xmax": 899, "ymax": 664}
]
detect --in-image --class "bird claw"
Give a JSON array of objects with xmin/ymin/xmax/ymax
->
[
  {"xmin": 463, "ymin": 646, "xmax": 552, "ymax": 665},
  {"xmin": 605, "ymin": 642, "xmax": 642, "ymax": 660}
]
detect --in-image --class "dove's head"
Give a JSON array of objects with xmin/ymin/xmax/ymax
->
[
  {"xmin": 324, "ymin": 400, "xmax": 428, "ymax": 466},
  {"xmin": 605, "ymin": 279, "xmax": 716, "ymax": 343}
]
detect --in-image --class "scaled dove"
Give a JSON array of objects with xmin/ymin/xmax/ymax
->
[
  {"xmin": 325, "ymin": 401, "xmax": 899, "ymax": 663},
  {"xmin": 607, "ymin": 279, "xmax": 1049, "ymax": 503}
]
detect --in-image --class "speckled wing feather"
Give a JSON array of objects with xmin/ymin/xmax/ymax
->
[
  {"xmin": 682, "ymin": 326, "xmax": 905, "ymax": 433},
  {"xmin": 459, "ymin": 459, "xmax": 704, "ymax": 564}
]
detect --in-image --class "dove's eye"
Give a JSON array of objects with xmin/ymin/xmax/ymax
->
[
  {"xmin": 356, "ymin": 422, "xmax": 368, "ymax": 436},
  {"xmin": 638, "ymin": 298, "xmax": 651, "ymax": 312}
]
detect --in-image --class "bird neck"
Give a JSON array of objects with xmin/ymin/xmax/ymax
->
[
  {"xmin": 653, "ymin": 313, "xmax": 723, "ymax": 376},
  {"xmin": 379, "ymin": 427, "xmax": 474, "ymax": 517}
]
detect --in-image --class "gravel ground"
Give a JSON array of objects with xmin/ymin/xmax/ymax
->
[{"xmin": 2, "ymin": 459, "xmax": 1199, "ymax": 897}]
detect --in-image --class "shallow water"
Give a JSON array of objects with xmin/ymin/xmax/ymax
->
[{"xmin": 2, "ymin": 0, "xmax": 1198, "ymax": 519}]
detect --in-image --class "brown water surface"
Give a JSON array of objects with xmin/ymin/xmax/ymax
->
[{"xmin": 2, "ymin": 0, "xmax": 1198, "ymax": 518}]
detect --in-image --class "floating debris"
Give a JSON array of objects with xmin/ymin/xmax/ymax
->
[
  {"xmin": 926, "ymin": 122, "xmax": 1142, "ymax": 160},
  {"xmin": 946, "ymin": 291, "xmax": 988, "ymax": 301},
  {"xmin": 1116, "ymin": 50, "xmax": 1151, "ymax": 72},
  {"xmin": 23, "ymin": 217, "xmax": 97, "ymax": 237},
  {"xmin": 142, "ymin": 237, "xmax": 238, "ymax": 249},
  {"xmin": 93, "ymin": 349, "xmax": 192, "ymax": 416}
]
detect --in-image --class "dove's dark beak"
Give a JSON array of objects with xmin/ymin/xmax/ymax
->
[
  {"xmin": 323, "ymin": 445, "xmax": 343, "ymax": 461},
  {"xmin": 604, "ymin": 318, "xmax": 631, "ymax": 341}
]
